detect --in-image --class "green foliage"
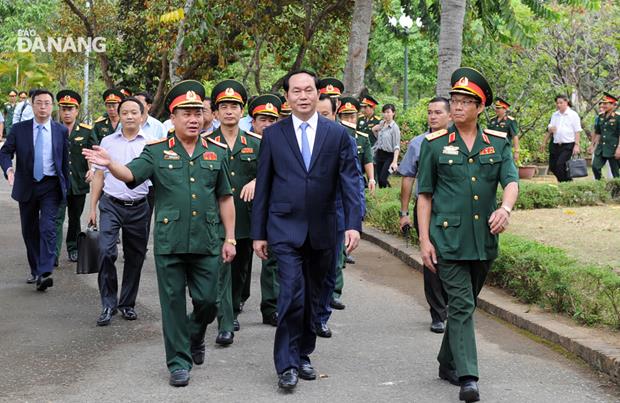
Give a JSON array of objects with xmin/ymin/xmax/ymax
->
[
  {"xmin": 497, "ymin": 180, "xmax": 612, "ymax": 210},
  {"xmin": 395, "ymin": 97, "xmax": 431, "ymax": 142}
]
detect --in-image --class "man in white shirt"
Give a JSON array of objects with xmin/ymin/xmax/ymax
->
[
  {"xmin": 135, "ymin": 91, "xmax": 167, "ymax": 140},
  {"xmin": 541, "ymin": 94, "xmax": 582, "ymax": 182},
  {"xmin": 12, "ymin": 90, "xmax": 34, "ymax": 125}
]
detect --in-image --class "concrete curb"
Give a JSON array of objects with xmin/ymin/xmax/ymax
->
[{"xmin": 361, "ymin": 226, "xmax": 620, "ymax": 385}]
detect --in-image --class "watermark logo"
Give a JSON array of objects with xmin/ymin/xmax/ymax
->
[{"xmin": 17, "ymin": 29, "xmax": 106, "ymax": 53}]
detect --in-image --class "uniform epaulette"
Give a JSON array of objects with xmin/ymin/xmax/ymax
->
[
  {"xmin": 425, "ymin": 129, "xmax": 448, "ymax": 141},
  {"xmin": 484, "ymin": 128, "xmax": 507, "ymax": 138},
  {"xmin": 94, "ymin": 116, "xmax": 106, "ymax": 123},
  {"xmin": 79, "ymin": 123, "xmax": 92, "ymax": 130},
  {"xmin": 374, "ymin": 115, "xmax": 381, "ymax": 120},
  {"xmin": 340, "ymin": 121, "xmax": 356, "ymax": 130},
  {"xmin": 168, "ymin": 127, "xmax": 175, "ymax": 133},
  {"xmin": 356, "ymin": 131, "xmax": 368, "ymax": 138},
  {"xmin": 507, "ymin": 116, "xmax": 515, "ymax": 121},
  {"xmin": 246, "ymin": 130, "xmax": 262, "ymax": 140},
  {"xmin": 147, "ymin": 138, "xmax": 168, "ymax": 145},
  {"xmin": 207, "ymin": 137, "xmax": 227, "ymax": 148}
]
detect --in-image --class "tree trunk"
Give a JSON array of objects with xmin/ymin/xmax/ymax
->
[
  {"xmin": 436, "ymin": 0, "xmax": 466, "ymax": 97},
  {"xmin": 343, "ymin": 0, "xmax": 373, "ymax": 97},
  {"xmin": 169, "ymin": 0, "xmax": 196, "ymax": 85}
]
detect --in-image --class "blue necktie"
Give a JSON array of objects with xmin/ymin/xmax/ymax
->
[
  {"xmin": 300, "ymin": 122, "xmax": 311, "ymax": 170},
  {"xmin": 34, "ymin": 124, "xmax": 44, "ymax": 181}
]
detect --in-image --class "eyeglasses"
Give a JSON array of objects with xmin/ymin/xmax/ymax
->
[
  {"xmin": 449, "ymin": 99, "xmax": 479, "ymax": 107},
  {"xmin": 34, "ymin": 101, "xmax": 53, "ymax": 107}
]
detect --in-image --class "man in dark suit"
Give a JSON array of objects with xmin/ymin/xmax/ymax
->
[
  {"xmin": 251, "ymin": 70, "xmax": 363, "ymax": 391},
  {"xmin": 0, "ymin": 89, "xmax": 70, "ymax": 290}
]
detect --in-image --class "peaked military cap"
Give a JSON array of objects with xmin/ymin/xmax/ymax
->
[
  {"xmin": 450, "ymin": 67, "xmax": 493, "ymax": 107},
  {"xmin": 56, "ymin": 89, "xmax": 82, "ymax": 107},
  {"xmin": 338, "ymin": 97, "xmax": 360, "ymax": 114},
  {"xmin": 120, "ymin": 88, "xmax": 133, "ymax": 97},
  {"xmin": 600, "ymin": 92, "xmax": 618, "ymax": 104},
  {"xmin": 279, "ymin": 95, "xmax": 292, "ymax": 117},
  {"xmin": 318, "ymin": 78, "xmax": 344, "ymax": 98},
  {"xmin": 360, "ymin": 94, "xmax": 379, "ymax": 107},
  {"xmin": 494, "ymin": 97, "xmax": 510, "ymax": 109},
  {"xmin": 211, "ymin": 79, "xmax": 248, "ymax": 106},
  {"xmin": 249, "ymin": 94, "xmax": 281, "ymax": 118},
  {"xmin": 102, "ymin": 89, "xmax": 124, "ymax": 104},
  {"xmin": 164, "ymin": 80, "xmax": 206, "ymax": 113}
]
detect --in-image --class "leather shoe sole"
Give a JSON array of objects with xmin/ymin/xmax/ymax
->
[
  {"xmin": 36, "ymin": 276, "xmax": 53, "ymax": 292},
  {"xmin": 438, "ymin": 365, "xmax": 459, "ymax": 386},
  {"xmin": 299, "ymin": 362, "xmax": 316, "ymax": 380},
  {"xmin": 215, "ymin": 331, "xmax": 234, "ymax": 346},
  {"xmin": 169, "ymin": 369, "xmax": 190, "ymax": 387}
]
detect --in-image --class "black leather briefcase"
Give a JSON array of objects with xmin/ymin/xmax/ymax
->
[
  {"xmin": 76, "ymin": 226, "xmax": 100, "ymax": 274},
  {"xmin": 566, "ymin": 155, "xmax": 588, "ymax": 179}
]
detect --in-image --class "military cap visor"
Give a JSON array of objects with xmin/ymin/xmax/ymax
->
[
  {"xmin": 338, "ymin": 97, "xmax": 360, "ymax": 114},
  {"xmin": 249, "ymin": 94, "xmax": 281, "ymax": 118},
  {"xmin": 600, "ymin": 92, "xmax": 618, "ymax": 104},
  {"xmin": 165, "ymin": 80, "xmax": 206, "ymax": 113},
  {"xmin": 318, "ymin": 78, "xmax": 344, "ymax": 97},
  {"xmin": 278, "ymin": 95, "xmax": 292, "ymax": 116},
  {"xmin": 449, "ymin": 67, "xmax": 493, "ymax": 107},
  {"xmin": 102, "ymin": 89, "xmax": 124, "ymax": 104},
  {"xmin": 56, "ymin": 90, "xmax": 81, "ymax": 106},
  {"xmin": 494, "ymin": 97, "xmax": 510, "ymax": 109},
  {"xmin": 360, "ymin": 95, "xmax": 379, "ymax": 107},
  {"xmin": 211, "ymin": 79, "xmax": 248, "ymax": 106}
]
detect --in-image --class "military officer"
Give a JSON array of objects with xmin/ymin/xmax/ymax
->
[
  {"xmin": 318, "ymin": 77, "xmax": 344, "ymax": 99},
  {"xmin": 591, "ymin": 92, "xmax": 619, "ymax": 179},
  {"xmin": 206, "ymin": 79, "xmax": 259, "ymax": 346},
  {"xmin": 3, "ymin": 89, "xmax": 18, "ymax": 137},
  {"xmin": 93, "ymin": 89, "xmax": 124, "ymax": 144},
  {"xmin": 54, "ymin": 90, "xmax": 94, "ymax": 263},
  {"xmin": 487, "ymin": 97, "xmax": 520, "ymax": 162},
  {"xmin": 357, "ymin": 95, "xmax": 381, "ymax": 147},
  {"xmin": 278, "ymin": 95, "xmax": 292, "ymax": 120},
  {"xmin": 83, "ymin": 80, "xmax": 236, "ymax": 387},
  {"xmin": 417, "ymin": 67, "xmax": 519, "ymax": 403}
]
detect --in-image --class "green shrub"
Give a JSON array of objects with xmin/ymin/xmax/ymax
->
[{"xmin": 497, "ymin": 179, "xmax": 615, "ymax": 209}]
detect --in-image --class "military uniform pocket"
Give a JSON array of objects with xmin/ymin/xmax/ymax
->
[
  {"xmin": 438, "ymin": 155, "xmax": 464, "ymax": 178},
  {"xmin": 433, "ymin": 214, "xmax": 461, "ymax": 253},
  {"xmin": 205, "ymin": 211, "xmax": 223, "ymax": 254},
  {"xmin": 479, "ymin": 155, "xmax": 502, "ymax": 179},
  {"xmin": 158, "ymin": 160, "xmax": 184, "ymax": 184},
  {"xmin": 155, "ymin": 209, "xmax": 180, "ymax": 251},
  {"xmin": 200, "ymin": 160, "xmax": 221, "ymax": 186}
]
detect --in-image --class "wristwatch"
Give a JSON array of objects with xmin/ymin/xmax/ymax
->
[
  {"xmin": 399, "ymin": 210, "xmax": 409, "ymax": 217},
  {"xmin": 225, "ymin": 239, "xmax": 237, "ymax": 246},
  {"xmin": 368, "ymin": 179, "xmax": 376, "ymax": 185},
  {"xmin": 501, "ymin": 205, "xmax": 512, "ymax": 215}
]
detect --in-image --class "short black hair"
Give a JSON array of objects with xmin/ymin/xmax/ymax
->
[
  {"xmin": 8, "ymin": 89, "xmax": 17, "ymax": 95},
  {"xmin": 382, "ymin": 103, "xmax": 396, "ymax": 113},
  {"xmin": 319, "ymin": 93, "xmax": 337, "ymax": 114},
  {"xmin": 118, "ymin": 97, "xmax": 145, "ymax": 114},
  {"xmin": 135, "ymin": 91, "xmax": 153, "ymax": 105},
  {"xmin": 428, "ymin": 96, "xmax": 450, "ymax": 112},
  {"xmin": 18, "ymin": 91, "xmax": 28, "ymax": 97},
  {"xmin": 283, "ymin": 69, "xmax": 319, "ymax": 93},
  {"xmin": 31, "ymin": 89, "xmax": 54, "ymax": 102},
  {"xmin": 555, "ymin": 94, "xmax": 571, "ymax": 107},
  {"xmin": 202, "ymin": 97, "xmax": 212, "ymax": 110},
  {"xmin": 28, "ymin": 89, "xmax": 37, "ymax": 98}
]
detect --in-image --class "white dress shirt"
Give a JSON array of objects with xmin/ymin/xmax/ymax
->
[
  {"xmin": 548, "ymin": 107, "xmax": 582, "ymax": 143},
  {"xmin": 291, "ymin": 112, "xmax": 319, "ymax": 154},
  {"xmin": 13, "ymin": 101, "xmax": 33, "ymax": 124}
]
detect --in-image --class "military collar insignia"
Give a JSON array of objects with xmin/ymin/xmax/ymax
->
[
  {"xmin": 215, "ymin": 135, "xmax": 221, "ymax": 143},
  {"xmin": 482, "ymin": 133, "xmax": 491, "ymax": 144},
  {"xmin": 203, "ymin": 151, "xmax": 218, "ymax": 160},
  {"xmin": 240, "ymin": 136, "xmax": 247, "ymax": 145},
  {"xmin": 442, "ymin": 145, "xmax": 459, "ymax": 155},
  {"xmin": 448, "ymin": 132, "xmax": 456, "ymax": 143},
  {"xmin": 168, "ymin": 137, "xmax": 176, "ymax": 148},
  {"xmin": 480, "ymin": 146, "xmax": 495, "ymax": 155},
  {"xmin": 201, "ymin": 138, "xmax": 208, "ymax": 148}
]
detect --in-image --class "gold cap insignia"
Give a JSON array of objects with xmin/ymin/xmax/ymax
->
[
  {"xmin": 457, "ymin": 77, "xmax": 469, "ymax": 87},
  {"xmin": 63, "ymin": 95, "xmax": 71, "ymax": 101},
  {"xmin": 345, "ymin": 102, "xmax": 352, "ymax": 109},
  {"xmin": 225, "ymin": 87, "xmax": 235, "ymax": 96},
  {"xmin": 265, "ymin": 103, "xmax": 274, "ymax": 111},
  {"xmin": 186, "ymin": 90, "xmax": 197, "ymax": 101},
  {"xmin": 326, "ymin": 84, "xmax": 334, "ymax": 92}
]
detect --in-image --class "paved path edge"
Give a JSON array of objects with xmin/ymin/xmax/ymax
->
[{"xmin": 361, "ymin": 226, "xmax": 620, "ymax": 385}]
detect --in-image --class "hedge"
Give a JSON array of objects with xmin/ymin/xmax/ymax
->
[{"xmin": 364, "ymin": 181, "xmax": 620, "ymax": 329}]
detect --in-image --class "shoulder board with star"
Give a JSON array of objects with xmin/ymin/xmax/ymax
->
[
  {"xmin": 340, "ymin": 121, "xmax": 356, "ymax": 130},
  {"xmin": 484, "ymin": 128, "xmax": 507, "ymax": 139},
  {"xmin": 245, "ymin": 130, "xmax": 262, "ymax": 140},
  {"xmin": 356, "ymin": 131, "xmax": 368, "ymax": 138},
  {"xmin": 507, "ymin": 116, "xmax": 515, "ymax": 121},
  {"xmin": 425, "ymin": 129, "xmax": 448, "ymax": 141},
  {"xmin": 207, "ymin": 137, "xmax": 227, "ymax": 148},
  {"xmin": 147, "ymin": 137, "xmax": 168, "ymax": 146},
  {"xmin": 79, "ymin": 123, "xmax": 92, "ymax": 130},
  {"xmin": 94, "ymin": 116, "xmax": 106, "ymax": 123}
]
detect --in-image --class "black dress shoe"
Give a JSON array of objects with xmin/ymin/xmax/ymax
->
[
  {"xmin": 54, "ymin": 258, "xmax": 59, "ymax": 267},
  {"xmin": 26, "ymin": 275, "xmax": 37, "ymax": 284},
  {"xmin": 278, "ymin": 368, "xmax": 298, "ymax": 390},
  {"xmin": 215, "ymin": 331, "xmax": 234, "ymax": 346},
  {"xmin": 36, "ymin": 275, "xmax": 53, "ymax": 291},
  {"xmin": 431, "ymin": 321, "xmax": 445, "ymax": 333},
  {"xmin": 330, "ymin": 298, "xmax": 346, "ymax": 310},
  {"xmin": 345, "ymin": 254, "xmax": 355, "ymax": 264},
  {"xmin": 96, "ymin": 307, "xmax": 117, "ymax": 326},
  {"xmin": 315, "ymin": 323, "xmax": 332, "ymax": 338},
  {"xmin": 233, "ymin": 319, "xmax": 240, "ymax": 331},
  {"xmin": 190, "ymin": 339, "xmax": 206, "ymax": 365},
  {"xmin": 262, "ymin": 312, "xmax": 278, "ymax": 327},
  {"xmin": 169, "ymin": 369, "xmax": 190, "ymax": 387},
  {"xmin": 299, "ymin": 361, "xmax": 317, "ymax": 381},
  {"xmin": 459, "ymin": 380, "xmax": 480, "ymax": 402},
  {"xmin": 438, "ymin": 365, "xmax": 459, "ymax": 386},
  {"xmin": 119, "ymin": 307, "xmax": 138, "ymax": 320},
  {"xmin": 68, "ymin": 250, "xmax": 78, "ymax": 262}
]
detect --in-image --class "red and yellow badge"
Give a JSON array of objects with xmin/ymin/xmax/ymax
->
[
  {"xmin": 168, "ymin": 137, "xmax": 175, "ymax": 149},
  {"xmin": 203, "ymin": 151, "xmax": 218, "ymax": 161},
  {"xmin": 480, "ymin": 146, "xmax": 495, "ymax": 155},
  {"xmin": 241, "ymin": 147, "xmax": 254, "ymax": 154},
  {"xmin": 241, "ymin": 136, "xmax": 247, "ymax": 145}
]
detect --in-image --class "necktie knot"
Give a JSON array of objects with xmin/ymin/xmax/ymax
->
[{"xmin": 300, "ymin": 122, "xmax": 309, "ymax": 131}]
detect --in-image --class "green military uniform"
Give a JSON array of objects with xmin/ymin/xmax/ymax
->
[
  {"xmin": 592, "ymin": 93, "xmax": 619, "ymax": 179},
  {"xmin": 93, "ymin": 89, "xmax": 124, "ymax": 144},
  {"xmin": 54, "ymin": 90, "xmax": 94, "ymax": 261},
  {"xmin": 358, "ymin": 95, "xmax": 381, "ymax": 147},
  {"xmin": 487, "ymin": 97, "xmax": 519, "ymax": 145},
  {"xmin": 3, "ymin": 100, "xmax": 16, "ymax": 136},
  {"xmin": 417, "ymin": 68, "xmax": 519, "ymax": 385},
  {"xmin": 125, "ymin": 80, "xmax": 233, "ymax": 375}
]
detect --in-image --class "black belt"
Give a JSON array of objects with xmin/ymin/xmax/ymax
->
[
  {"xmin": 104, "ymin": 193, "xmax": 147, "ymax": 207},
  {"xmin": 553, "ymin": 141, "xmax": 574, "ymax": 146}
]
